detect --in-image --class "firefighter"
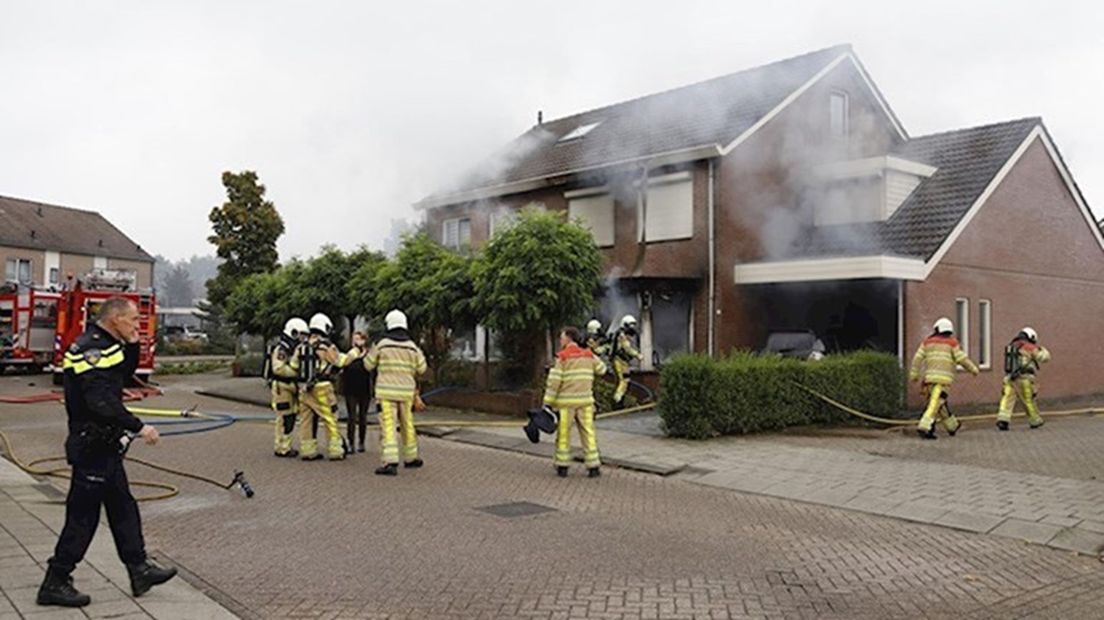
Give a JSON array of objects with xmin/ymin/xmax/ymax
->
[
  {"xmin": 295, "ymin": 313, "xmax": 350, "ymax": 461},
  {"xmin": 997, "ymin": 327, "xmax": 1051, "ymax": 431},
  {"xmin": 270, "ymin": 317, "xmax": 307, "ymax": 457},
  {"xmin": 545, "ymin": 326, "xmax": 607, "ymax": 477},
  {"xmin": 585, "ymin": 319, "xmax": 609, "ymax": 358},
  {"xmin": 909, "ymin": 317, "xmax": 979, "ymax": 439},
  {"xmin": 363, "ymin": 309, "xmax": 427, "ymax": 476},
  {"xmin": 610, "ymin": 315, "xmax": 643, "ymax": 408}
]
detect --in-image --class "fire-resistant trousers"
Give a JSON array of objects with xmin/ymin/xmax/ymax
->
[
  {"xmin": 378, "ymin": 399, "xmax": 418, "ymax": 465},
  {"xmin": 554, "ymin": 406, "xmax": 600, "ymax": 469}
]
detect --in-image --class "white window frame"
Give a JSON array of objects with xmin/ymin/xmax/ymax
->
[
  {"xmin": 6, "ymin": 258, "xmax": 32, "ymax": 284},
  {"xmin": 954, "ymin": 297, "xmax": 970, "ymax": 359},
  {"xmin": 978, "ymin": 299, "xmax": 992, "ymax": 370},
  {"xmin": 639, "ymin": 171, "xmax": 693, "ymax": 243},
  {"xmin": 566, "ymin": 187, "xmax": 615, "ymax": 248},
  {"xmin": 442, "ymin": 217, "xmax": 472, "ymax": 250},
  {"xmin": 830, "ymin": 90, "xmax": 849, "ymax": 139}
]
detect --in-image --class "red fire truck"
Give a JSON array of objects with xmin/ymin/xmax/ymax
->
[
  {"xmin": 0, "ymin": 283, "xmax": 62, "ymax": 372},
  {"xmin": 50, "ymin": 270, "xmax": 157, "ymax": 384}
]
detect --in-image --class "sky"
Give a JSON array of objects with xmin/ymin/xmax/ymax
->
[{"xmin": 1, "ymin": 1, "xmax": 1101, "ymax": 262}]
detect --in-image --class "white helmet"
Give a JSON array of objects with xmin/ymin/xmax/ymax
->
[
  {"xmin": 385, "ymin": 309, "xmax": 408, "ymax": 331},
  {"xmin": 283, "ymin": 317, "xmax": 308, "ymax": 339},
  {"xmin": 621, "ymin": 315, "xmax": 637, "ymax": 329},
  {"xmin": 586, "ymin": 319, "xmax": 602, "ymax": 335},
  {"xmin": 309, "ymin": 313, "xmax": 333, "ymax": 335},
  {"xmin": 933, "ymin": 317, "xmax": 954, "ymax": 335},
  {"xmin": 1021, "ymin": 326, "xmax": 1038, "ymax": 343}
]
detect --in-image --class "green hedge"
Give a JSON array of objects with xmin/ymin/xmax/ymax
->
[{"xmin": 659, "ymin": 351, "xmax": 903, "ymax": 439}]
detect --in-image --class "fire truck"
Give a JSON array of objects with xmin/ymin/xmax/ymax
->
[
  {"xmin": 50, "ymin": 269, "xmax": 157, "ymax": 385},
  {"xmin": 0, "ymin": 283, "xmax": 62, "ymax": 372}
]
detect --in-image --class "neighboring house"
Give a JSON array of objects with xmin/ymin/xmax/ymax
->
[
  {"xmin": 0, "ymin": 194, "xmax": 154, "ymax": 290},
  {"xmin": 419, "ymin": 44, "xmax": 1104, "ymax": 406}
]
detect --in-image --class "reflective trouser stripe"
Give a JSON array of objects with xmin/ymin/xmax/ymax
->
[
  {"xmin": 378, "ymin": 400, "xmax": 413, "ymax": 465},
  {"xmin": 272, "ymin": 384, "xmax": 298, "ymax": 453},
  {"xmin": 997, "ymin": 377, "xmax": 1042, "ymax": 425},
  {"xmin": 554, "ymin": 406, "xmax": 600, "ymax": 468},
  {"xmin": 300, "ymin": 386, "xmax": 343, "ymax": 457},
  {"xmin": 917, "ymin": 384, "xmax": 959, "ymax": 432}
]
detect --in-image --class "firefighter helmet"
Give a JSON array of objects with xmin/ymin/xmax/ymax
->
[
  {"xmin": 621, "ymin": 315, "xmax": 637, "ymax": 329},
  {"xmin": 586, "ymin": 319, "xmax": 602, "ymax": 335},
  {"xmin": 283, "ymin": 317, "xmax": 308, "ymax": 339},
  {"xmin": 1021, "ymin": 326, "xmax": 1038, "ymax": 343},
  {"xmin": 385, "ymin": 309, "xmax": 408, "ymax": 331},
  {"xmin": 933, "ymin": 317, "xmax": 954, "ymax": 335},
  {"xmin": 309, "ymin": 313, "xmax": 333, "ymax": 335}
]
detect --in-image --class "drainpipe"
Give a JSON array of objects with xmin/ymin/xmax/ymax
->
[
  {"xmin": 897, "ymin": 280, "xmax": 905, "ymax": 366},
  {"xmin": 708, "ymin": 159, "xmax": 716, "ymax": 357}
]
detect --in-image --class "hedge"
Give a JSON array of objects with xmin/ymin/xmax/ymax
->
[{"xmin": 659, "ymin": 351, "xmax": 903, "ymax": 439}]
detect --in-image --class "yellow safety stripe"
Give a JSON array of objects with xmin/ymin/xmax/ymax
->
[{"xmin": 62, "ymin": 349, "xmax": 125, "ymax": 375}]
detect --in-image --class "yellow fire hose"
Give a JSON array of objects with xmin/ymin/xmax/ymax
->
[{"xmin": 794, "ymin": 383, "xmax": 1103, "ymax": 427}]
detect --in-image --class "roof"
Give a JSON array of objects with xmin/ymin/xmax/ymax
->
[
  {"xmin": 0, "ymin": 195, "xmax": 154, "ymax": 263},
  {"xmin": 427, "ymin": 45, "xmax": 858, "ymax": 203},
  {"xmin": 796, "ymin": 117, "xmax": 1042, "ymax": 260}
]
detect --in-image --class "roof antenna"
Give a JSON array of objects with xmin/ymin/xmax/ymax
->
[{"xmin": 537, "ymin": 110, "xmax": 543, "ymax": 126}]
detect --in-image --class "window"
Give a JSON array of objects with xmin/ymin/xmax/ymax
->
[
  {"xmin": 5, "ymin": 258, "xmax": 32, "ymax": 284},
  {"xmin": 642, "ymin": 173, "xmax": 693, "ymax": 242},
  {"xmin": 955, "ymin": 298, "xmax": 970, "ymax": 358},
  {"xmin": 830, "ymin": 91, "xmax": 849, "ymax": 138},
  {"xmin": 558, "ymin": 121, "xmax": 601, "ymax": 143},
  {"xmin": 49, "ymin": 267, "xmax": 59, "ymax": 285},
  {"xmin": 489, "ymin": 211, "xmax": 517, "ymax": 238},
  {"xmin": 93, "ymin": 256, "xmax": 108, "ymax": 269},
  {"xmin": 978, "ymin": 300, "xmax": 992, "ymax": 369},
  {"xmin": 442, "ymin": 217, "xmax": 471, "ymax": 249},
  {"xmin": 567, "ymin": 191, "xmax": 615, "ymax": 247}
]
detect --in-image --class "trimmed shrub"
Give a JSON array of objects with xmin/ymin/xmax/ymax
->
[{"xmin": 659, "ymin": 351, "xmax": 903, "ymax": 439}]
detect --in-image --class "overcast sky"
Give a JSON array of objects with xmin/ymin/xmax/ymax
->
[{"xmin": 1, "ymin": 1, "xmax": 1100, "ymax": 262}]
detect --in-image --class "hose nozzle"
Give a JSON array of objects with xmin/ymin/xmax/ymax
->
[{"xmin": 232, "ymin": 470, "xmax": 254, "ymax": 498}]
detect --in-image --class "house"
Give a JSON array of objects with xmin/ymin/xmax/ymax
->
[
  {"xmin": 0, "ymin": 194, "xmax": 154, "ymax": 290},
  {"xmin": 418, "ymin": 45, "xmax": 1104, "ymax": 406}
]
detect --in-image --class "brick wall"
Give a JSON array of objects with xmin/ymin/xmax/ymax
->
[{"xmin": 905, "ymin": 138, "xmax": 1104, "ymax": 406}]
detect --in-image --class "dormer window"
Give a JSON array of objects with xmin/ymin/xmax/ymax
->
[
  {"xmin": 558, "ymin": 122, "xmax": 601, "ymax": 143},
  {"xmin": 830, "ymin": 91, "xmax": 849, "ymax": 139}
]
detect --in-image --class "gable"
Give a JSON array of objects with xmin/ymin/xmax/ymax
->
[{"xmin": 937, "ymin": 135, "xmax": 1104, "ymax": 281}]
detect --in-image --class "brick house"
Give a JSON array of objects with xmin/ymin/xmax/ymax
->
[
  {"xmin": 418, "ymin": 45, "xmax": 1104, "ymax": 405},
  {"xmin": 0, "ymin": 194, "xmax": 154, "ymax": 290}
]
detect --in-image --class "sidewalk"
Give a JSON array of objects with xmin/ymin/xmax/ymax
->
[
  {"xmin": 439, "ymin": 411, "xmax": 1104, "ymax": 557},
  {"xmin": 0, "ymin": 457, "xmax": 238, "ymax": 620}
]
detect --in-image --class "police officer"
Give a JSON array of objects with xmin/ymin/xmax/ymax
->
[{"xmin": 37, "ymin": 297, "xmax": 176, "ymax": 608}]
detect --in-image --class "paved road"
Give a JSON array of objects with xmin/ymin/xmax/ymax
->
[{"xmin": 2, "ymin": 373, "xmax": 1103, "ymax": 619}]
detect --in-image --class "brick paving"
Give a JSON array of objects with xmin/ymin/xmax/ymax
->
[{"xmin": 2, "ymin": 373, "xmax": 1104, "ymax": 618}]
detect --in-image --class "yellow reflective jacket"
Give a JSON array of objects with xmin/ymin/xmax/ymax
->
[
  {"xmin": 909, "ymin": 335, "xmax": 979, "ymax": 385},
  {"xmin": 543, "ymin": 343, "xmax": 607, "ymax": 409},
  {"xmin": 364, "ymin": 337, "xmax": 427, "ymax": 402}
]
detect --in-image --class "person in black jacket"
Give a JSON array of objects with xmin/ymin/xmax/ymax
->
[
  {"xmin": 37, "ymin": 297, "xmax": 177, "ymax": 608},
  {"xmin": 342, "ymin": 330, "xmax": 374, "ymax": 452}
]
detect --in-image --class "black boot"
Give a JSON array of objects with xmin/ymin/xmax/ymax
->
[
  {"xmin": 588, "ymin": 467, "xmax": 601, "ymax": 478},
  {"xmin": 375, "ymin": 463, "xmax": 398, "ymax": 476},
  {"xmin": 996, "ymin": 420, "xmax": 1010, "ymax": 431},
  {"xmin": 274, "ymin": 449, "xmax": 299, "ymax": 458},
  {"xmin": 917, "ymin": 428, "xmax": 937, "ymax": 440},
  {"xmin": 37, "ymin": 567, "xmax": 91, "ymax": 607},
  {"xmin": 404, "ymin": 458, "xmax": 424, "ymax": 468},
  {"xmin": 556, "ymin": 466, "xmax": 569, "ymax": 478},
  {"xmin": 127, "ymin": 560, "xmax": 177, "ymax": 597}
]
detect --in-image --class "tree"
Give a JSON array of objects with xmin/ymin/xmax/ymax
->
[
  {"xmin": 296, "ymin": 245, "xmax": 387, "ymax": 345},
  {"xmin": 163, "ymin": 265, "xmax": 194, "ymax": 307},
  {"xmin": 205, "ymin": 171, "xmax": 285, "ymax": 307},
  {"xmin": 371, "ymin": 233, "xmax": 476, "ymax": 373},
  {"xmin": 472, "ymin": 209, "xmax": 601, "ymax": 384}
]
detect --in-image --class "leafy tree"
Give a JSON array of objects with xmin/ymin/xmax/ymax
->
[
  {"xmin": 371, "ymin": 233, "xmax": 476, "ymax": 373},
  {"xmin": 163, "ymin": 265, "xmax": 194, "ymax": 307},
  {"xmin": 205, "ymin": 171, "xmax": 285, "ymax": 306},
  {"xmin": 472, "ymin": 209, "xmax": 601, "ymax": 384}
]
